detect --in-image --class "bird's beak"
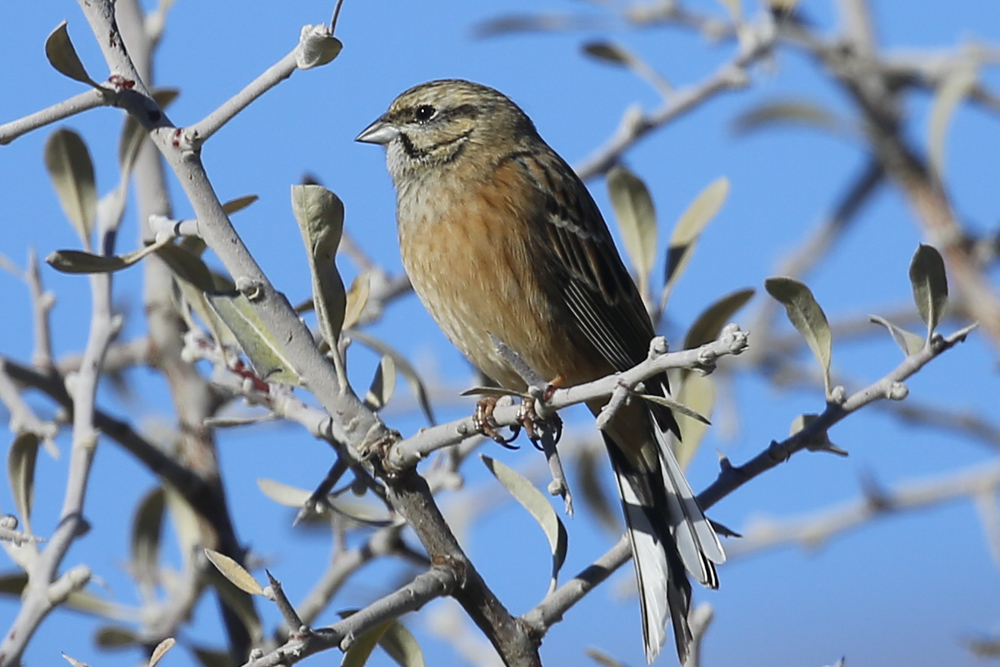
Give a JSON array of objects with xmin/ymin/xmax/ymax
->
[{"xmin": 355, "ymin": 116, "xmax": 399, "ymax": 145}]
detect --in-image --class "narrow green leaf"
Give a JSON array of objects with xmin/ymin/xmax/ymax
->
[
  {"xmin": 607, "ymin": 165, "xmax": 657, "ymax": 296},
  {"xmin": 586, "ymin": 648, "xmax": 628, "ymax": 667},
  {"xmin": 350, "ymin": 331, "xmax": 436, "ymax": 425},
  {"xmin": 47, "ymin": 235, "xmax": 176, "ymax": 275},
  {"xmin": 257, "ymin": 479, "xmax": 312, "ymax": 508},
  {"xmin": 148, "ymin": 638, "xmax": 176, "ymax": 667},
  {"xmin": 482, "ymin": 455, "xmax": 568, "ymax": 592},
  {"xmin": 869, "ymin": 315, "xmax": 925, "ymax": 356},
  {"xmin": 928, "ymin": 64, "xmax": 978, "ymax": 181},
  {"xmin": 672, "ymin": 374, "xmax": 716, "ymax": 469},
  {"xmin": 44, "ymin": 128, "xmax": 97, "ymax": 244},
  {"xmin": 291, "ymin": 185, "xmax": 347, "ymax": 347},
  {"xmin": 203, "ymin": 549, "xmax": 264, "ymax": 596},
  {"xmin": 909, "ymin": 244, "xmax": 948, "ymax": 338},
  {"xmin": 377, "ymin": 621, "xmax": 425, "ymax": 667},
  {"xmin": 46, "ymin": 250, "xmax": 127, "ymax": 274},
  {"xmin": 637, "ymin": 393, "xmax": 710, "ymax": 425},
  {"xmin": 44, "ymin": 22, "xmax": 96, "ymax": 86},
  {"xmin": 206, "ymin": 291, "xmax": 303, "ymax": 386},
  {"xmin": 222, "ymin": 194, "xmax": 259, "ymax": 216},
  {"xmin": 0, "ymin": 572, "xmax": 28, "ymax": 596},
  {"xmin": 684, "ymin": 287, "xmax": 755, "ymax": 349},
  {"xmin": 155, "ymin": 243, "xmax": 217, "ymax": 292},
  {"xmin": 364, "ymin": 355, "xmax": 397, "ymax": 411},
  {"xmin": 733, "ymin": 99, "xmax": 850, "ymax": 138},
  {"xmin": 61, "ymin": 652, "xmax": 89, "ymax": 667},
  {"xmin": 8, "ymin": 433, "xmax": 40, "ymax": 536},
  {"xmin": 95, "ymin": 626, "xmax": 139, "ymax": 648},
  {"xmin": 343, "ymin": 272, "xmax": 371, "ymax": 331},
  {"xmin": 765, "ymin": 277, "xmax": 833, "ymax": 396},
  {"xmin": 342, "ymin": 621, "xmax": 391, "ymax": 667},
  {"xmin": 130, "ymin": 487, "xmax": 165, "ymax": 601},
  {"xmin": 663, "ymin": 177, "xmax": 729, "ymax": 300},
  {"xmin": 582, "ymin": 42, "xmax": 632, "ymax": 67}
]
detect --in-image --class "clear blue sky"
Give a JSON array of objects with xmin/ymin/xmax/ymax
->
[{"xmin": 1, "ymin": 1, "xmax": 999, "ymax": 666}]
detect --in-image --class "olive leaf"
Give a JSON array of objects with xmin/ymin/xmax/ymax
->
[
  {"xmin": 95, "ymin": 626, "xmax": 139, "ymax": 648},
  {"xmin": 662, "ymin": 177, "xmax": 729, "ymax": 305},
  {"xmin": 607, "ymin": 165, "xmax": 657, "ymax": 297},
  {"xmin": 672, "ymin": 373, "xmax": 716, "ymax": 470},
  {"xmin": 364, "ymin": 355, "xmax": 397, "ymax": 411},
  {"xmin": 46, "ymin": 234, "xmax": 176, "ymax": 275},
  {"xmin": 637, "ymin": 392, "xmax": 710, "ymax": 425},
  {"xmin": 684, "ymin": 287, "xmax": 755, "ymax": 349},
  {"xmin": 206, "ymin": 291, "xmax": 302, "ymax": 386},
  {"xmin": 350, "ymin": 330, "xmax": 436, "ymax": 425},
  {"xmin": 733, "ymin": 98, "xmax": 852, "ymax": 138},
  {"xmin": 909, "ymin": 244, "xmax": 948, "ymax": 339},
  {"xmin": 130, "ymin": 487, "xmax": 165, "ymax": 602},
  {"xmin": 765, "ymin": 277, "xmax": 833, "ymax": 397},
  {"xmin": 582, "ymin": 42, "xmax": 632, "ymax": 67},
  {"xmin": 148, "ymin": 638, "xmax": 176, "ymax": 667},
  {"xmin": 203, "ymin": 548, "xmax": 264, "ymax": 596},
  {"xmin": 8, "ymin": 433, "xmax": 40, "ymax": 537},
  {"xmin": 45, "ymin": 128, "xmax": 97, "ymax": 245},
  {"xmin": 44, "ymin": 22, "xmax": 98, "ymax": 87},
  {"xmin": 482, "ymin": 455, "xmax": 568, "ymax": 593},
  {"xmin": 342, "ymin": 620, "xmax": 391, "ymax": 667},
  {"xmin": 928, "ymin": 63, "xmax": 978, "ymax": 181},
  {"xmin": 869, "ymin": 315, "xmax": 925, "ymax": 356},
  {"xmin": 291, "ymin": 184, "xmax": 347, "ymax": 348},
  {"xmin": 376, "ymin": 621, "xmax": 425, "ymax": 667}
]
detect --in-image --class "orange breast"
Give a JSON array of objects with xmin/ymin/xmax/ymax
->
[{"xmin": 397, "ymin": 173, "xmax": 610, "ymax": 390}]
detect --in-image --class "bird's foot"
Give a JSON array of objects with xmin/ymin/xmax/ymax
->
[
  {"xmin": 518, "ymin": 396, "xmax": 563, "ymax": 450},
  {"xmin": 474, "ymin": 395, "xmax": 521, "ymax": 449}
]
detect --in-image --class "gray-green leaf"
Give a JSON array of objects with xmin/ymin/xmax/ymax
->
[
  {"xmin": 482, "ymin": 455, "xmax": 567, "ymax": 593},
  {"xmin": 765, "ymin": 277, "xmax": 833, "ymax": 397},
  {"xmin": 130, "ymin": 487, "xmax": 165, "ymax": 602},
  {"xmin": 684, "ymin": 287, "xmax": 755, "ymax": 349},
  {"xmin": 377, "ymin": 621, "xmax": 425, "ymax": 667},
  {"xmin": 663, "ymin": 177, "xmax": 729, "ymax": 303},
  {"xmin": 607, "ymin": 165, "xmax": 657, "ymax": 297},
  {"xmin": 291, "ymin": 185, "xmax": 347, "ymax": 348},
  {"xmin": 44, "ymin": 22, "xmax": 97, "ymax": 86},
  {"xmin": 203, "ymin": 548, "xmax": 264, "ymax": 596},
  {"xmin": 206, "ymin": 291, "xmax": 302, "ymax": 386},
  {"xmin": 8, "ymin": 433, "xmax": 40, "ymax": 536},
  {"xmin": 45, "ymin": 128, "xmax": 97, "ymax": 245},
  {"xmin": 909, "ymin": 244, "xmax": 948, "ymax": 338},
  {"xmin": 364, "ymin": 355, "xmax": 397, "ymax": 411},
  {"xmin": 928, "ymin": 63, "xmax": 978, "ymax": 181},
  {"xmin": 869, "ymin": 315, "xmax": 925, "ymax": 356},
  {"xmin": 350, "ymin": 330, "xmax": 436, "ymax": 425}
]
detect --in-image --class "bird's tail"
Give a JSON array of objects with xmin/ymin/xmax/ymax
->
[{"xmin": 604, "ymin": 414, "xmax": 725, "ymax": 664}]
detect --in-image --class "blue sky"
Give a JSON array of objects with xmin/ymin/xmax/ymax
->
[{"xmin": 2, "ymin": 1, "xmax": 1000, "ymax": 666}]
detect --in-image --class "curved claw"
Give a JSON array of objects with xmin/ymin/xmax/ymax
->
[
  {"xmin": 474, "ymin": 395, "xmax": 521, "ymax": 448},
  {"xmin": 518, "ymin": 400, "xmax": 564, "ymax": 451}
]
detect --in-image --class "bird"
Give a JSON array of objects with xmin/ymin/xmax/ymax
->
[{"xmin": 357, "ymin": 79, "xmax": 724, "ymax": 663}]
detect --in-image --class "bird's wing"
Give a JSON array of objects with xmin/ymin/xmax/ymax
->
[{"xmin": 506, "ymin": 148, "xmax": 656, "ymax": 374}]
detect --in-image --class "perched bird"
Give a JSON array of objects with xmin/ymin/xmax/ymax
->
[{"xmin": 357, "ymin": 79, "xmax": 724, "ymax": 663}]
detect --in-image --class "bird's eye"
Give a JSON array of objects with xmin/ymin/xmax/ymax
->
[{"xmin": 414, "ymin": 104, "xmax": 436, "ymax": 122}]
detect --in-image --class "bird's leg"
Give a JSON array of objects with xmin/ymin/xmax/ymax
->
[
  {"xmin": 517, "ymin": 398, "xmax": 563, "ymax": 450},
  {"xmin": 473, "ymin": 395, "xmax": 521, "ymax": 448}
]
